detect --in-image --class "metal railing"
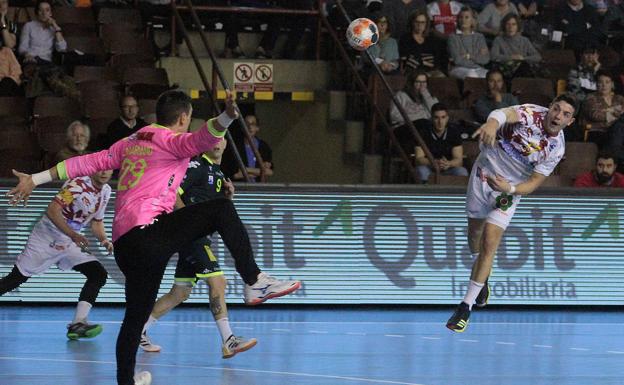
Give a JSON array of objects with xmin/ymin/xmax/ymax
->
[
  {"xmin": 327, "ymin": 1, "xmax": 439, "ymax": 183},
  {"xmin": 172, "ymin": 0, "xmax": 269, "ymax": 182}
]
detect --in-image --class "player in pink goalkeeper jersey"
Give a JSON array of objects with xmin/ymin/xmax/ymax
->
[
  {"xmin": 446, "ymin": 94, "xmax": 578, "ymax": 333},
  {"xmin": 7, "ymin": 90, "xmax": 297, "ymax": 385}
]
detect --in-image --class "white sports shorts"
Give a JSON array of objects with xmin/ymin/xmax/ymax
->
[
  {"xmin": 15, "ymin": 220, "xmax": 98, "ymax": 277},
  {"xmin": 465, "ymin": 164, "xmax": 521, "ymax": 230}
]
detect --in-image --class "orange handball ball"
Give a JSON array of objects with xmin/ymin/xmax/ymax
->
[{"xmin": 346, "ymin": 18, "xmax": 379, "ymax": 51}]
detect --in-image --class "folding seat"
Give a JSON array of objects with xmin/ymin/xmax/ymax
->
[
  {"xmin": 558, "ymin": 142, "xmax": 598, "ymax": 177},
  {"xmin": 33, "ymin": 96, "xmax": 81, "ymax": 120},
  {"xmin": 510, "ymin": 77, "xmax": 555, "ymax": 106}
]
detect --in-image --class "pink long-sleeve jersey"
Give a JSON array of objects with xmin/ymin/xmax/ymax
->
[{"xmin": 56, "ymin": 120, "xmax": 226, "ymax": 241}]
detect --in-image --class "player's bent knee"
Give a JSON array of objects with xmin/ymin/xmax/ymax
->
[{"xmin": 207, "ymin": 275, "xmax": 227, "ymax": 295}]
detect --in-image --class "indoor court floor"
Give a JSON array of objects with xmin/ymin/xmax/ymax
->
[{"xmin": 0, "ymin": 306, "xmax": 622, "ymax": 385}]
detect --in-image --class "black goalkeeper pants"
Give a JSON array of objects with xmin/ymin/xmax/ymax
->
[{"xmin": 113, "ymin": 198, "xmax": 260, "ymax": 385}]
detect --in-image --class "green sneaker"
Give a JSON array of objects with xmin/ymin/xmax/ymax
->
[
  {"xmin": 446, "ymin": 302, "xmax": 471, "ymax": 333},
  {"xmin": 66, "ymin": 322, "xmax": 103, "ymax": 340}
]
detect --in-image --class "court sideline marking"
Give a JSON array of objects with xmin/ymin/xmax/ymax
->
[{"xmin": 0, "ymin": 356, "xmax": 425, "ymax": 385}]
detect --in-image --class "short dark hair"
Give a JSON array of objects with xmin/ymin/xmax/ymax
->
[
  {"xmin": 500, "ymin": 13, "xmax": 522, "ymax": 34},
  {"xmin": 596, "ymin": 150, "xmax": 616, "ymax": 163},
  {"xmin": 486, "ymin": 68, "xmax": 504, "ymax": 81},
  {"xmin": 35, "ymin": 0, "xmax": 51, "ymax": 11},
  {"xmin": 551, "ymin": 93, "xmax": 578, "ymax": 116},
  {"xmin": 156, "ymin": 90, "xmax": 192, "ymax": 126},
  {"xmin": 119, "ymin": 94, "xmax": 137, "ymax": 108},
  {"xmin": 431, "ymin": 102, "xmax": 448, "ymax": 115}
]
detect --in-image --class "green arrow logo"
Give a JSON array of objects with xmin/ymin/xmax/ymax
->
[
  {"xmin": 581, "ymin": 203, "xmax": 620, "ymax": 239},
  {"xmin": 313, "ymin": 200, "xmax": 353, "ymax": 237}
]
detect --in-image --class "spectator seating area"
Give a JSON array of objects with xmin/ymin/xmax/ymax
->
[{"xmin": 0, "ymin": 5, "xmax": 170, "ymax": 177}]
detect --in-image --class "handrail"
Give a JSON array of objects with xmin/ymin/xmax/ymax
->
[
  {"xmin": 179, "ymin": 0, "xmax": 268, "ymax": 182},
  {"xmin": 171, "ymin": 3, "xmax": 252, "ymax": 182},
  {"xmin": 171, "ymin": 1, "xmax": 323, "ymax": 60},
  {"xmin": 334, "ymin": 0, "xmax": 440, "ymax": 184},
  {"xmin": 318, "ymin": 9, "xmax": 419, "ymax": 182}
]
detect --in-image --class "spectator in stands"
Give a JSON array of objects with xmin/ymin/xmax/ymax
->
[
  {"xmin": 18, "ymin": 0, "xmax": 79, "ymax": 100},
  {"xmin": 448, "ymin": 7, "xmax": 490, "ymax": 79},
  {"xmin": 368, "ymin": 15, "xmax": 399, "ymax": 74},
  {"xmin": 54, "ymin": 121, "xmax": 90, "ymax": 164},
  {"xmin": 223, "ymin": 114, "xmax": 273, "ymax": 182},
  {"xmin": 381, "ymin": 0, "xmax": 426, "ymax": 38},
  {"xmin": 555, "ymin": 0, "xmax": 604, "ymax": 56},
  {"xmin": 390, "ymin": 70, "xmax": 439, "ymax": 127},
  {"xmin": 0, "ymin": 0, "xmax": 17, "ymax": 49},
  {"xmin": 567, "ymin": 45, "xmax": 601, "ymax": 102},
  {"xmin": 399, "ymin": 9, "xmax": 448, "ymax": 77},
  {"xmin": 473, "ymin": 68, "xmax": 519, "ymax": 123},
  {"xmin": 581, "ymin": 70, "xmax": 624, "ymax": 146},
  {"xmin": 415, "ymin": 102, "xmax": 468, "ymax": 183},
  {"xmin": 427, "ymin": 0, "xmax": 464, "ymax": 39},
  {"xmin": 573, "ymin": 151, "xmax": 624, "ymax": 187},
  {"xmin": 0, "ymin": 46, "xmax": 21, "ymax": 96},
  {"xmin": 19, "ymin": 0, "xmax": 66, "ymax": 63},
  {"xmin": 477, "ymin": 0, "xmax": 518, "ymax": 39},
  {"xmin": 101, "ymin": 95, "xmax": 148, "ymax": 149},
  {"xmin": 490, "ymin": 14, "xmax": 542, "ymax": 79},
  {"xmin": 389, "ymin": 70, "xmax": 439, "ymax": 154}
]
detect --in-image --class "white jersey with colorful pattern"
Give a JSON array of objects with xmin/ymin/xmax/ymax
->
[
  {"xmin": 477, "ymin": 104, "xmax": 565, "ymax": 186},
  {"xmin": 39, "ymin": 176, "xmax": 111, "ymax": 239}
]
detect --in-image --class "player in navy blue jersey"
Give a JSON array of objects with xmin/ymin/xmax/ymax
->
[{"xmin": 140, "ymin": 138, "xmax": 300, "ymax": 358}]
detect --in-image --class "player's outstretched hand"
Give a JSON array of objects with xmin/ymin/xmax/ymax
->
[
  {"xmin": 6, "ymin": 169, "xmax": 36, "ymax": 207},
  {"xmin": 224, "ymin": 90, "xmax": 239, "ymax": 119},
  {"xmin": 486, "ymin": 174, "xmax": 511, "ymax": 193},
  {"xmin": 472, "ymin": 121, "xmax": 498, "ymax": 147}
]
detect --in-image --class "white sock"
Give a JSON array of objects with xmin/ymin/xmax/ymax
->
[
  {"xmin": 216, "ymin": 317, "xmax": 233, "ymax": 342},
  {"xmin": 142, "ymin": 315, "xmax": 158, "ymax": 334},
  {"xmin": 73, "ymin": 301, "xmax": 92, "ymax": 324},
  {"xmin": 463, "ymin": 280, "xmax": 485, "ymax": 310}
]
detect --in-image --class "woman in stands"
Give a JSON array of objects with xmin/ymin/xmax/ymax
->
[
  {"xmin": 490, "ymin": 14, "xmax": 542, "ymax": 79},
  {"xmin": 582, "ymin": 70, "xmax": 624, "ymax": 147},
  {"xmin": 368, "ymin": 15, "xmax": 399, "ymax": 74},
  {"xmin": 398, "ymin": 9, "xmax": 447, "ymax": 77},
  {"xmin": 389, "ymin": 70, "xmax": 439, "ymax": 154},
  {"xmin": 448, "ymin": 7, "xmax": 490, "ymax": 80}
]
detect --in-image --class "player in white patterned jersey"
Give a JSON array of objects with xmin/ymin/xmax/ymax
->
[
  {"xmin": 447, "ymin": 94, "xmax": 578, "ymax": 333},
  {"xmin": 0, "ymin": 170, "xmax": 114, "ymax": 339}
]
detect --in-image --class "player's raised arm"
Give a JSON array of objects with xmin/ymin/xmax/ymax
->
[
  {"xmin": 472, "ymin": 107, "xmax": 519, "ymax": 146},
  {"xmin": 165, "ymin": 90, "xmax": 239, "ymax": 159}
]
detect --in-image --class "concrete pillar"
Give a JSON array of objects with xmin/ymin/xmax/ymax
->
[
  {"xmin": 363, "ymin": 154, "xmax": 382, "ymax": 184},
  {"xmin": 344, "ymin": 120, "xmax": 364, "ymax": 154}
]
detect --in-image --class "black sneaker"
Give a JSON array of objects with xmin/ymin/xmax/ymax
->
[
  {"xmin": 475, "ymin": 279, "xmax": 490, "ymax": 308},
  {"xmin": 446, "ymin": 302, "xmax": 471, "ymax": 333},
  {"xmin": 66, "ymin": 322, "xmax": 103, "ymax": 340}
]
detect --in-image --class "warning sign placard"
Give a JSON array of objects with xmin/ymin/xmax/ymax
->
[
  {"xmin": 233, "ymin": 62, "xmax": 254, "ymax": 92},
  {"xmin": 232, "ymin": 62, "xmax": 274, "ymax": 93},
  {"xmin": 254, "ymin": 63, "xmax": 273, "ymax": 92}
]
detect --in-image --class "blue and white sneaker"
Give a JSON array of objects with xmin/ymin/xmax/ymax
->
[{"xmin": 243, "ymin": 272, "xmax": 301, "ymax": 305}]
